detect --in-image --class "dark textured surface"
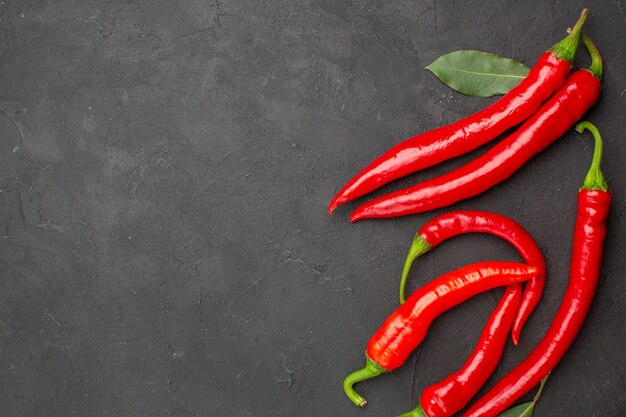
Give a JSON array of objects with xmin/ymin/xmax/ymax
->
[{"xmin": 1, "ymin": 1, "xmax": 625, "ymax": 416}]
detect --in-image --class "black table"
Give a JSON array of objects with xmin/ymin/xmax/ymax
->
[{"xmin": 1, "ymin": 1, "xmax": 624, "ymax": 416}]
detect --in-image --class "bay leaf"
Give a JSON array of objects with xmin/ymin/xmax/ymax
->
[{"xmin": 425, "ymin": 50, "xmax": 530, "ymax": 97}]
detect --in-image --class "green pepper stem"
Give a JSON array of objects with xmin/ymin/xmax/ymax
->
[
  {"xmin": 399, "ymin": 235, "xmax": 432, "ymax": 304},
  {"xmin": 576, "ymin": 121, "xmax": 608, "ymax": 191},
  {"xmin": 343, "ymin": 356, "xmax": 386, "ymax": 407},
  {"xmin": 549, "ymin": 8, "xmax": 588, "ymax": 62},
  {"xmin": 581, "ymin": 33, "xmax": 603, "ymax": 80},
  {"xmin": 533, "ymin": 374, "xmax": 550, "ymax": 404},
  {"xmin": 397, "ymin": 404, "xmax": 429, "ymax": 417}
]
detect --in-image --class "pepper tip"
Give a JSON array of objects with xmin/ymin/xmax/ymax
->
[
  {"xmin": 328, "ymin": 200, "xmax": 338, "ymax": 215},
  {"xmin": 329, "ymin": 192, "xmax": 350, "ymax": 214},
  {"xmin": 349, "ymin": 211, "xmax": 361, "ymax": 222}
]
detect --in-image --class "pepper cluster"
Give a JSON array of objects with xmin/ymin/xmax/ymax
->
[{"xmin": 332, "ymin": 9, "xmax": 613, "ymax": 417}]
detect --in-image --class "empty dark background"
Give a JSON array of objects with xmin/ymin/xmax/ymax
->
[{"xmin": 1, "ymin": 1, "xmax": 625, "ymax": 416}]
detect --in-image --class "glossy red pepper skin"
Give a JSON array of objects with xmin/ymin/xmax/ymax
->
[
  {"xmin": 330, "ymin": 10, "xmax": 589, "ymax": 214},
  {"xmin": 327, "ymin": 52, "xmax": 571, "ymax": 213},
  {"xmin": 350, "ymin": 69, "xmax": 601, "ymax": 222},
  {"xmin": 366, "ymin": 262, "xmax": 538, "ymax": 370},
  {"xmin": 400, "ymin": 212, "xmax": 545, "ymax": 417},
  {"xmin": 421, "ymin": 288, "xmax": 520, "ymax": 417},
  {"xmin": 344, "ymin": 261, "xmax": 539, "ymax": 408},
  {"xmin": 414, "ymin": 211, "xmax": 546, "ymax": 345},
  {"xmin": 462, "ymin": 190, "xmax": 611, "ymax": 417}
]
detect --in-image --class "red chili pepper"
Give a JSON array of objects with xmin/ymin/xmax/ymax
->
[
  {"xmin": 400, "ymin": 211, "xmax": 546, "ymax": 345},
  {"xmin": 396, "ymin": 211, "xmax": 545, "ymax": 417},
  {"xmin": 349, "ymin": 32, "xmax": 602, "ymax": 223},
  {"xmin": 461, "ymin": 119, "xmax": 610, "ymax": 417},
  {"xmin": 342, "ymin": 261, "xmax": 539, "ymax": 408},
  {"xmin": 419, "ymin": 290, "xmax": 520, "ymax": 417},
  {"xmin": 397, "ymin": 290, "xmax": 520, "ymax": 417},
  {"xmin": 328, "ymin": 9, "xmax": 588, "ymax": 214}
]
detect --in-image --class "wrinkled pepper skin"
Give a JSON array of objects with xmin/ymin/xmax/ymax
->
[
  {"xmin": 350, "ymin": 70, "xmax": 601, "ymax": 222},
  {"xmin": 366, "ymin": 262, "xmax": 538, "ymax": 370},
  {"xmin": 462, "ymin": 190, "xmax": 611, "ymax": 417},
  {"xmin": 328, "ymin": 52, "xmax": 571, "ymax": 213}
]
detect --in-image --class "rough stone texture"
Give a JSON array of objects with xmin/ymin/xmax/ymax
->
[{"xmin": 0, "ymin": 1, "xmax": 625, "ymax": 416}]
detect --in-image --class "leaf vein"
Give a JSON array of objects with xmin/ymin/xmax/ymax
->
[{"xmin": 433, "ymin": 66, "xmax": 527, "ymax": 79}]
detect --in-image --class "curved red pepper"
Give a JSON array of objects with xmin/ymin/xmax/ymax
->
[
  {"xmin": 397, "ymin": 211, "xmax": 545, "ymax": 417},
  {"xmin": 401, "ymin": 211, "xmax": 546, "ymax": 333},
  {"xmin": 343, "ymin": 261, "xmax": 539, "ymax": 408},
  {"xmin": 462, "ymin": 120, "xmax": 611, "ymax": 417},
  {"xmin": 370, "ymin": 262, "xmax": 537, "ymax": 370},
  {"xmin": 328, "ymin": 10, "xmax": 588, "ymax": 214}
]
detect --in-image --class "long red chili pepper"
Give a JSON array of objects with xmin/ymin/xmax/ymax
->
[
  {"xmin": 401, "ymin": 211, "xmax": 545, "ymax": 343},
  {"xmin": 461, "ymin": 120, "xmax": 610, "ymax": 417},
  {"xmin": 342, "ymin": 262, "xmax": 539, "ymax": 408},
  {"xmin": 327, "ymin": 9, "xmax": 588, "ymax": 214},
  {"xmin": 349, "ymin": 33, "xmax": 602, "ymax": 223},
  {"xmin": 396, "ymin": 212, "xmax": 545, "ymax": 417}
]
